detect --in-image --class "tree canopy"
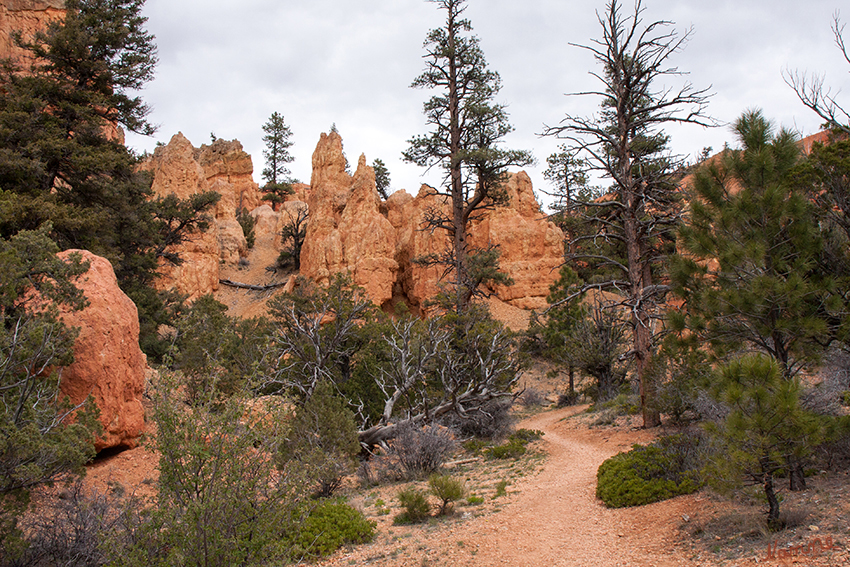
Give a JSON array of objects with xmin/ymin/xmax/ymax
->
[
  {"xmin": 0, "ymin": 0, "xmax": 219, "ymax": 359},
  {"xmin": 671, "ymin": 110, "xmax": 838, "ymax": 378}
]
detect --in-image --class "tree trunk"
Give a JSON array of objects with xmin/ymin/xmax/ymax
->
[
  {"xmin": 764, "ymin": 473, "xmax": 781, "ymax": 530},
  {"xmin": 625, "ymin": 198, "xmax": 661, "ymax": 428},
  {"xmin": 788, "ymin": 456, "xmax": 807, "ymax": 491},
  {"xmin": 446, "ymin": 2, "xmax": 468, "ymax": 313}
]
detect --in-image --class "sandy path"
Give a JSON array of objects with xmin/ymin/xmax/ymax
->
[
  {"xmin": 458, "ymin": 408, "xmax": 635, "ymax": 565},
  {"xmin": 418, "ymin": 406, "xmax": 700, "ymax": 567}
]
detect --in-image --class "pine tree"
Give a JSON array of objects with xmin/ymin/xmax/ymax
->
[
  {"xmin": 403, "ymin": 0, "xmax": 532, "ymax": 312},
  {"xmin": 542, "ymin": 144, "xmax": 593, "ymax": 218},
  {"xmin": 671, "ymin": 110, "xmax": 838, "ymax": 379},
  {"xmin": 261, "ymin": 111, "xmax": 294, "ymax": 209},
  {"xmin": 542, "ymin": 0, "xmax": 713, "ymax": 427},
  {"xmin": 0, "ymin": 0, "xmax": 218, "ymax": 359},
  {"xmin": 0, "ymin": 226, "xmax": 100, "ymax": 559},
  {"xmin": 372, "ymin": 158, "xmax": 391, "ymax": 200},
  {"xmin": 791, "ymin": 137, "xmax": 850, "ymax": 345},
  {"xmin": 704, "ymin": 355, "xmax": 825, "ymax": 529}
]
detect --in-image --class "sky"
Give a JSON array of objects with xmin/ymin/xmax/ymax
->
[{"xmin": 125, "ymin": 0, "xmax": 850, "ymax": 207}]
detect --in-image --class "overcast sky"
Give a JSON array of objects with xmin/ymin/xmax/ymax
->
[{"xmin": 125, "ymin": 0, "xmax": 850, "ymax": 206}]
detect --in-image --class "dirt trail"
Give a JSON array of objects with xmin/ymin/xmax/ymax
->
[{"xmin": 410, "ymin": 406, "xmax": 701, "ymax": 567}]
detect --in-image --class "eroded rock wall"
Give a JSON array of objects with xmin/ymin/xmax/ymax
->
[
  {"xmin": 0, "ymin": 0, "xmax": 64, "ymax": 64},
  {"xmin": 140, "ymin": 133, "xmax": 265, "ymax": 299},
  {"xmin": 300, "ymin": 132, "xmax": 399, "ymax": 306},
  {"xmin": 147, "ymin": 130, "xmax": 563, "ymax": 312}
]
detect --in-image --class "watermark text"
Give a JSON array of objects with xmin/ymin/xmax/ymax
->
[{"xmin": 765, "ymin": 536, "xmax": 838, "ymax": 561}]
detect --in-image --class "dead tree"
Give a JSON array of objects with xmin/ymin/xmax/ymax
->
[
  {"xmin": 784, "ymin": 12, "xmax": 850, "ymax": 136},
  {"xmin": 542, "ymin": 0, "xmax": 714, "ymax": 427}
]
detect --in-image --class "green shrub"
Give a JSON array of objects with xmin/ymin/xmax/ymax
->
[
  {"xmin": 286, "ymin": 499, "xmax": 375, "ymax": 560},
  {"xmin": 485, "ymin": 439, "xmax": 526, "ymax": 459},
  {"xmin": 462, "ymin": 438, "xmax": 489, "ymax": 455},
  {"xmin": 236, "ymin": 207, "xmax": 256, "ymax": 249},
  {"xmin": 278, "ymin": 381, "xmax": 361, "ymax": 497},
  {"xmin": 510, "ymin": 429, "xmax": 544, "ymax": 443},
  {"xmin": 596, "ymin": 434, "xmax": 703, "ymax": 508},
  {"xmin": 428, "ymin": 474, "xmax": 467, "ymax": 515},
  {"xmin": 393, "ymin": 488, "xmax": 431, "ymax": 524},
  {"xmin": 465, "ymin": 494, "xmax": 484, "ymax": 505},
  {"xmin": 140, "ymin": 374, "xmax": 311, "ymax": 567},
  {"xmin": 493, "ymin": 480, "xmax": 508, "ymax": 498},
  {"xmin": 598, "ymin": 393, "xmax": 640, "ymax": 415},
  {"xmin": 484, "ymin": 429, "xmax": 543, "ymax": 460}
]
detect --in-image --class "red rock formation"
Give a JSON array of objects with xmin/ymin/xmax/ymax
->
[
  {"xmin": 388, "ymin": 173, "xmax": 564, "ymax": 311},
  {"xmin": 387, "ymin": 185, "xmax": 451, "ymax": 312},
  {"xmin": 148, "ymin": 130, "xmax": 563, "ymax": 314},
  {"xmin": 141, "ymin": 133, "xmax": 265, "ymax": 299},
  {"xmin": 57, "ymin": 250, "xmax": 146, "ymax": 451},
  {"xmin": 469, "ymin": 172, "xmax": 564, "ymax": 310},
  {"xmin": 300, "ymin": 133, "xmax": 399, "ymax": 306},
  {"xmin": 0, "ymin": 1, "xmax": 64, "ymax": 64}
]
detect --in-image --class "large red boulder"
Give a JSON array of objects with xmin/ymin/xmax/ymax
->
[{"xmin": 57, "ymin": 250, "xmax": 146, "ymax": 451}]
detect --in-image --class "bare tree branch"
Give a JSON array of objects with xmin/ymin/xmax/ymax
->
[{"xmin": 783, "ymin": 11, "xmax": 850, "ymax": 136}]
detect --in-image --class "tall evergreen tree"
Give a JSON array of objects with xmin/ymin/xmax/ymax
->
[
  {"xmin": 0, "ymin": 0, "xmax": 219, "ymax": 359},
  {"xmin": 261, "ymin": 111, "xmax": 294, "ymax": 209},
  {"xmin": 403, "ymin": 0, "xmax": 532, "ymax": 312},
  {"xmin": 791, "ymin": 137, "xmax": 850, "ymax": 345},
  {"xmin": 542, "ymin": 0, "xmax": 713, "ymax": 427},
  {"xmin": 543, "ymin": 144, "xmax": 593, "ymax": 219},
  {"xmin": 0, "ymin": 3, "xmax": 209, "ymax": 360}
]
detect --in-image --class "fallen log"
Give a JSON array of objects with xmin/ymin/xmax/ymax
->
[
  {"xmin": 443, "ymin": 457, "xmax": 480, "ymax": 468},
  {"xmin": 218, "ymin": 279, "xmax": 288, "ymax": 292}
]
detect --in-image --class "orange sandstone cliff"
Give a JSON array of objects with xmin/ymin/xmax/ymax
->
[
  {"xmin": 148, "ymin": 131, "xmax": 564, "ymax": 313},
  {"xmin": 139, "ymin": 133, "xmax": 267, "ymax": 299},
  {"xmin": 0, "ymin": 0, "xmax": 64, "ymax": 63}
]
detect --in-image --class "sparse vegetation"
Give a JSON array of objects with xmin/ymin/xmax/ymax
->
[
  {"xmin": 276, "ymin": 204, "xmax": 308, "ymax": 271},
  {"xmin": 394, "ymin": 488, "xmax": 432, "ymax": 525},
  {"xmin": 390, "ymin": 423, "xmax": 457, "ymax": 479},
  {"xmin": 429, "ymin": 474, "xmax": 467, "ymax": 515},
  {"xmin": 485, "ymin": 429, "xmax": 542, "ymax": 460},
  {"xmin": 465, "ymin": 494, "xmax": 485, "ymax": 506},
  {"xmin": 236, "ymin": 207, "xmax": 256, "ymax": 249}
]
